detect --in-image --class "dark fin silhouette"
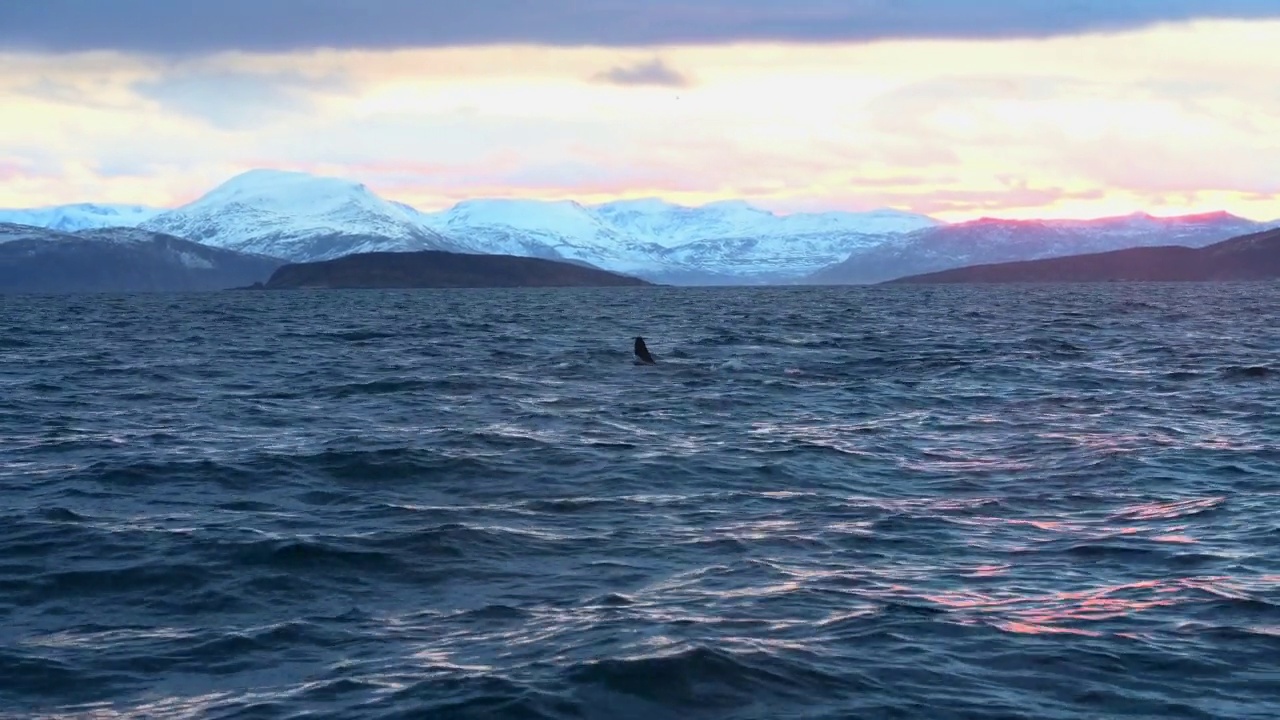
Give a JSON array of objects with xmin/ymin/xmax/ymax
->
[{"xmin": 634, "ymin": 336, "xmax": 657, "ymax": 365}]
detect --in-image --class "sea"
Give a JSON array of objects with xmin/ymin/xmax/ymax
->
[{"xmin": 1, "ymin": 283, "xmax": 1277, "ymax": 720}]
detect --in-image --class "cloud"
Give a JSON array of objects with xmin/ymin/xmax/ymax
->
[
  {"xmin": 592, "ymin": 58, "xmax": 690, "ymax": 87},
  {"xmin": 0, "ymin": 159, "xmax": 32, "ymax": 184},
  {"xmin": 132, "ymin": 69, "xmax": 353, "ymax": 130},
  {"xmin": 4, "ymin": 0, "xmax": 1280, "ymax": 55},
  {"xmin": 5, "ymin": 18, "xmax": 1280, "ymax": 221}
]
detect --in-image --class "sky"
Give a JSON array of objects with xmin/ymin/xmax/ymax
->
[{"xmin": 3, "ymin": 1, "xmax": 1280, "ymax": 222}]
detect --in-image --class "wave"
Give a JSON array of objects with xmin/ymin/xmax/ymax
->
[
  {"xmin": 1221, "ymin": 365, "xmax": 1273, "ymax": 380},
  {"xmin": 3, "ymin": 284, "xmax": 1279, "ymax": 719},
  {"xmin": 566, "ymin": 645, "xmax": 853, "ymax": 710}
]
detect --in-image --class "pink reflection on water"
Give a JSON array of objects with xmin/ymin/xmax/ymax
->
[
  {"xmin": 994, "ymin": 621, "xmax": 1104, "ymax": 637},
  {"xmin": 966, "ymin": 564, "xmax": 1010, "ymax": 578},
  {"xmin": 900, "ymin": 450, "xmax": 1035, "ymax": 474},
  {"xmin": 1151, "ymin": 534, "xmax": 1198, "ymax": 544},
  {"xmin": 1110, "ymin": 497, "xmax": 1226, "ymax": 521},
  {"xmin": 919, "ymin": 574, "xmax": 1280, "ymax": 636}
]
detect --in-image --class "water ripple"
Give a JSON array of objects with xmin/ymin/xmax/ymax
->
[{"xmin": 1, "ymin": 283, "xmax": 1277, "ymax": 720}]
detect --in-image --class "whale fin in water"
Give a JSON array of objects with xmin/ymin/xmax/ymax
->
[{"xmin": 634, "ymin": 336, "xmax": 657, "ymax": 365}]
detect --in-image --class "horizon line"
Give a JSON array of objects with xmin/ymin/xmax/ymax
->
[{"xmin": 3, "ymin": 166, "xmax": 1279, "ymax": 226}]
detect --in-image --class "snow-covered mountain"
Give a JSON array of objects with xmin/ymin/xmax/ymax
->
[
  {"xmin": 8, "ymin": 168, "xmax": 1273, "ymax": 286},
  {"xmin": 421, "ymin": 195, "xmax": 939, "ymax": 283},
  {"xmin": 129, "ymin": 169, "xmax": 939, "ymax": 280},
  {"xmin": 420, "ymin": 198, "xmax": 662, "ymax": 273},
  {"xmin": 0, "ymin": 223, "xmax": 284, "ymax": 293},
  {"xmin": 140, "ymin": 169, "xmax": 458, "ymax": 262},
  {"xmin": 0, "ymin": 203, "xmax": 161, "ymax": 232},
  {"xmin": 806, "ymin": 211, "xmax": 1271, "ymax": 284},
  {"xmin": 595, "ymin": 198, "xmax": 938, "ymax": 282},
  {"xmin": 595, "ymin": 198, "xmax": 936, "ymax": 246}
]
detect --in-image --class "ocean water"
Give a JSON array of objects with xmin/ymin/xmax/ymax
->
[{"xmin": 1, "ymin": 283, "xmax": 1278, "ymax": 720}]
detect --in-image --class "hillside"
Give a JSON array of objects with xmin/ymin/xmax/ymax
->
[
  {"xmin": 0, "ymin": 224, "xmax": 285, "ymax": 293},
  {"xmin": 0, "ymin": 203, "xmax": 161, "ymax": 232},
  {"xmin": 806, "ymin": 212, "xmax": 1266, "ymax": 284},
  {"xmin": 883, "ymin": 227, "xmax": 1280, "ymax": 284},
  {"xmin": 258, "ymin": 250, "xmax": 654, "ymax": 289}
]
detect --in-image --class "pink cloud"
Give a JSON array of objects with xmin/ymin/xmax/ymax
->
[{"xmin": 0, "ymin": 159, "xmax": 25, "ymax": 183}]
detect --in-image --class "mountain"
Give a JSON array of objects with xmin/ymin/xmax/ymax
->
[
  {"xmin": 0, "ymin": 223, "xmax": 285, "ymax": 293},
  {"xmin": 806, "ymin": 211, "xmax": 1269, "ymax": 285},
  {"xmin": 257, "ymin": 250, "xmax": 653, "ymax": 289},
  {"xmin": 601, "ymin": 199, "xmax": 939, "ymax": 283},
  {"xmin": 121, "ymin": 168, "xmax": 936, "ymax": 280},
  {"xmin": 0, "ymin": 169, "xmax": 938, "ymax": 282},
  {"xmin": 597, "ymin": 199, "xmax": 934, "ymax": 242},
  {"xmin": 10, "ymin": 168, "xmax": 1275, "ymax": 286},
  {"xmin": 0, "ymin": 203, "xmax": 161, "ymax": 232},
  {"xmin": 421, "ymin": 196, "xmax": 939, "ymax": 283},
  {"xmin": 884, "ymin": 226, "xmax": 1280, "ymax": 284},
  {"xmin": 419, "ymin": 198, "xmax": 662, "ymax": 274},
  {"xmin": 140, "ymin": 169, "xmax": 458, "ymax": 262}
]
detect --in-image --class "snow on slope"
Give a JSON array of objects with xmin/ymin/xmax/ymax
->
[
  {"xmin": 0, "ymin": 223, "xmax": 284, "ymax": 293},
  {"xmin": 0, "ymin": 222, "xmax": 60, "ymax": 245},
  {"xmin": 420, "ymin": 199, "xmax": 671, "ymax": 274},
  {"xmin": 140, "ymin": 169, "xmax": 457, "ymax": 262},
  {"xmin": 421, "ymin": 196, "xmax": 940, "ymax": 280},
  {"xmin": 593, "ymin": 198, "xmax": 936, "ymax": 248},
  {"xmin": 72, "ymin": 227, "xmax": 170, "ymax": 245},
  {"xmin": 1, "ymin": 170, "xmax": 941, "ymax": 280},
  {"xmin": 0, "ymin": 204, "xmax": 161, "ymax": 232},
  {"xmin": 22, "ymin": 168, "xmax": 1265, "ymax": 285},
  {"xmin": 807, "ymin": 211, "xmax": 1270, "ymax": 284},
  {"xmin": 580, "ymin": 198, "xmax": 938, "ymax": 279},
  {"xmin": 75, "ymin": 227, "xmax": 222, "ymax": 269}
]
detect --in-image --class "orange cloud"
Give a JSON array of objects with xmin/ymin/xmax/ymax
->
[{"xmin": 1, "ymin": 19, "xmax": 1279, "ymax": 222}]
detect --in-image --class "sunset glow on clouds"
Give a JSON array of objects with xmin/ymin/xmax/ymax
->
[{"xmin": 3, "ymin": 1, "xmax": 1280, "ymax": 221}]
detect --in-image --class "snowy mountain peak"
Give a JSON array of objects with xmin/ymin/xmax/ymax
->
[
  {"xmin": 447, "ymin": 197, "xmax": 592, "ymax": 218},
  {"xmin": 701, "ymin": 199, "xmax": 770, "ymax": 215},
  {"xmin": 184, "ymin": 168, "xmax": 387, "ymax": 217},
  {"xmin": 422, "ymin": 197, "xmax": 634, "ymax": 267},
  {"xmin": 140, "ymin": 168, "xmax": 456, "ymax": 261},
  {"xmin": 11, "ymin": 166, "xmax": 1264, "ymax": 286},
  {"xmin": 0, "ymin": 203, "xmax": 162, "ymax": 232},
  {"xmin": 422, "ymin": 199, "xmax": 613, "ymax": 251},
  {"xmin": 592, "ymin": 197, "xmax": 678, "ymax": 213}
]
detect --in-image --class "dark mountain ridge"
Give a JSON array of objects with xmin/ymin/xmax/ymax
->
[
  {"xmin": 258, "ymin": 249, "xmax": 655, "ymax": 289},
  {"xmin": 805, "ymin": 211, "xmax": 1266, "ymax": 284},
  {"xmin": 0, "ymin": 224, "xmax": 285, "ymax": 294},
  {"xmin": 884, "ymin": 226, "xmax": 1280, "ymax": 284}
]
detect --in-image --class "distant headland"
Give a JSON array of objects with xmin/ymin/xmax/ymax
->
[
  {"xmin": 883, "ymin": 227, "xmax": 1280, "ymax": 284},
  {"xmin": 248, "ymin": 249, "xmax": 655, "ymax": 289}
]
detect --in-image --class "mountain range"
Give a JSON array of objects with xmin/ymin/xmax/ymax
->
[
  {"xmin": 128, "ymin": 169, "xmax": 940, "ymax": 284},
  {"xmin": 0, "ymin": 203, "xmax": 160, "ymax": 233},
  {"xmin": 0, "ymin": 224, "xmax": 284, "ymax": 293},
  {"xmin": 886, "ymin": 226, "xmax": 1280, "ymax": 284},
  {"xmin": 1, "ymin": 168, "xmax": 1275, "ymax": 288},
  {"xmin": 805, "ymin": 211, "xmax": 1268, "ymax": 284}
]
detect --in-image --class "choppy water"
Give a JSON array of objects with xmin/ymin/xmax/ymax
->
[{"xmin": 1, "ymin": 283, "xmax": 1278, "ymax": 720}]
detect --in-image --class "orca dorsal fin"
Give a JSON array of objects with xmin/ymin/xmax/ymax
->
[{"xmin": 634, "ymin": 336, "xmax": 657, "ymax": 364}]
